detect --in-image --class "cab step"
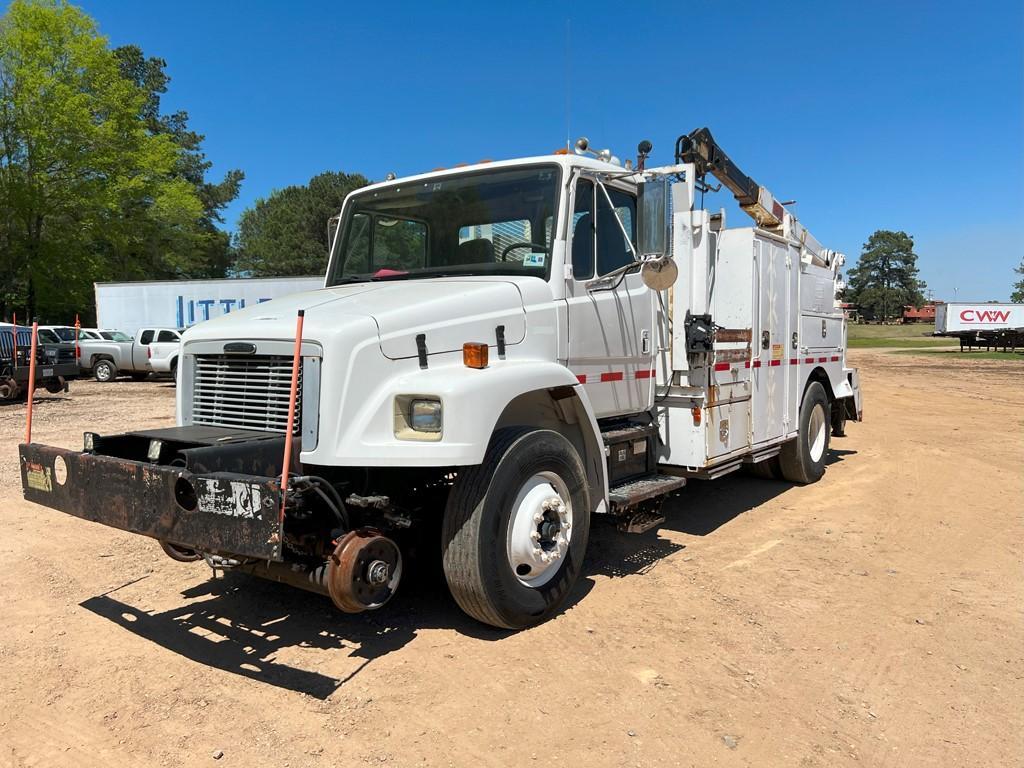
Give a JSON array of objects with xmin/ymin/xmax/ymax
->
[
  {"xmin": 609, "ymin": 473, "xmax": 687, "ymax": 510},
  {"xmin": 608, "ymin": 473, "xmax": 686, "ymax": 533}
]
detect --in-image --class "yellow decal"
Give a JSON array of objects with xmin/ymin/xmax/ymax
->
[
  {"xmin": 771, "ymin": 343, "xmax": 783, "ymax": 361},
  {"xmin": 26, "ymin": 466, "xmax": 52, "ymax": 492}
]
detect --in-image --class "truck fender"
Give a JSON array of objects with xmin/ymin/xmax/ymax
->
[{"xmin": 311, "ymin": 358, "xmax": 609, "ymax": 512}]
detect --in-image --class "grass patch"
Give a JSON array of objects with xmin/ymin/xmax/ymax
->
[
  {"xmin": 892, "ymin": 349, "xmax": 1024, "ymax": 362},
  {"xmin": 847, "ymin": 323, "xmax": 953, "ymax": 348},
  {"xmin": 849, "ymin": 337, "xmax": 954, "ymax": 348}
]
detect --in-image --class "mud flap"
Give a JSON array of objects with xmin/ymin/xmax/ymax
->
[{"xmin": 19, "ymin": 443, "xmax": 283, "ymax": 561}]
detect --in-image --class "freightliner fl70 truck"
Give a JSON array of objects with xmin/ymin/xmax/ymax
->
[{"xmin": 19, "ymin": 128, "xmax": 862, "ymax": 629}]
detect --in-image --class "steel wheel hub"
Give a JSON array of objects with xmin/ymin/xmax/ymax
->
[
  {"xmin": 808, "ymin": 403, "xmax": 827, "ymax": 462},
  {"xmin": 327, "ymin": 529, "xmax": 403, "ymax": 613},
  {"xmin": 507, "ymin": 472, "xmax": 572, "ymax": 587}
]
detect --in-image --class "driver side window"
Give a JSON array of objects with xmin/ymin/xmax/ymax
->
[
  {"xmin": 570, "ymin": 180, "xmax": 637, "ymax": 280},
  {"xmin": 597, "ymin": 187, "xmax": 636, "ymax": 276}
]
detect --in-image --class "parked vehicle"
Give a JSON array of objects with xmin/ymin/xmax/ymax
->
[
  {"xmin": 20, "ymin": 128, "xmax": 862, "ymax": 629},
  {"xmin": 77, "ymin": 327, "xmax": 181, "ymax": 382},
  {"xmin": 144, "ymin": 328, "xmax": 183, "ymax": 380},
  {"xmin": 0, "ymin": 324, "xmax": 77, "ymax": 400}
]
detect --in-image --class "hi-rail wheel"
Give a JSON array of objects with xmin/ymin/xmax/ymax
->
[
  {"xmin": 160, "ymin": 540, "xmax": 202, "ymax": 562},
  {"xmin": 327, "ymin": 529, "xmax": 403, "ymax": 613}
]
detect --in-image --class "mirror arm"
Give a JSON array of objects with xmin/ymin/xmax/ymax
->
[{"xmin": 596, "ymin": 181, "xmax": 637, "ymax": 260}]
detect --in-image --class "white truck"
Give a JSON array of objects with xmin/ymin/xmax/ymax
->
[
  {"xmin": 78, "ymin": 327, "xmax": 182, "ymax": 382},
  {"xmin": 19, "ymin": 128, "xmax": 861, "ymax": 629}
]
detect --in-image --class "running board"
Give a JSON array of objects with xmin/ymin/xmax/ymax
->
[{"xmin": 608, "ymin": 473, "xmax": 687, "ymax": 514}]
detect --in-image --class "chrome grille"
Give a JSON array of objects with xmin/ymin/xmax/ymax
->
[{"xmin": 192, "ymin": 354, "xmax": 301, "ymax": 433}]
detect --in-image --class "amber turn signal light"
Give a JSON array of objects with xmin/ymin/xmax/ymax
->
[{"xmin": 463, "ymin": 342, "xmax": 489, "ymax": 369}]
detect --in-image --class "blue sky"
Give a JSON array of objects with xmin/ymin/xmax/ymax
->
[{"xmin": 75, "ymin": 0, "xmax": 1023, "ymax": 300}]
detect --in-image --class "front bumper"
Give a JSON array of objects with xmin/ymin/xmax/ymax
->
[{"xmin": 19, "ymin": 441, "xmax": 284, "ymax": 560}]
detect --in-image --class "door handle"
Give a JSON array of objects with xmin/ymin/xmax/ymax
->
[
  {"xmin": 641, "ymin": 329, "xmax": 651, "ymax": 355},
  {"xmin": 761, "ymin": 330, "xmax": 770, "ymax": 350}
]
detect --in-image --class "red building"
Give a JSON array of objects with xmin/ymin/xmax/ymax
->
[{"xmin": 902, "ymin": 301, "xmax": 942, "ymax": 323}]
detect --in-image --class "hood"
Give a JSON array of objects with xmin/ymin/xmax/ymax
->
[{"xmin": 180, "ymin": 278, "xmax": 529, "ymax": 358}]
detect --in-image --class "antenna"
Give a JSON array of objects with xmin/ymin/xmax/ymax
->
[{"xmin": 565, "ymin": 19, "xmax": 571, "ymax": 150}]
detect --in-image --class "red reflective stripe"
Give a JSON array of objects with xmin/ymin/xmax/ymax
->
[
  {"xmin": 830, "ymin": 355, "xmax": 840, "ymax": 362},
  {"xmin": 576, "ymin": 374, "xmax": 587, "ymax": 384},
  {"xmin": 600, "ymin": 371, "xmax": 623, "ymax": 382},
  {"xmin": 713, "ymin": 362, "xmax": 731, "ymax": 372},
  {"xmin": 635, "ymin": 369, "xmax": 655, "ymax": 379},
  {"xmin": 744, "ymin": 361, "xmax": 751, "ymax": 369},
  {"xmin": 752, "ymin": 360, "xmax": 762, "ymax": 368},
  {"xmin": 769, "ymin": 359, "xmax": 781, "ymax": 367},
  {"xmin": 818, "ymin": 357, "xmax": 828, "ymax": 363},
  {"xmin": 789, "ymin": 358, "xmax": 798, "ymax": 365},
  {"xmin": 805, "ymin": 357, "xmax": 815, "ymax": 364}
]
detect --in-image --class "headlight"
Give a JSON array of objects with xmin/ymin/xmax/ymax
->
[
  {"xmin": 394, "ymin": 396, "xmax": 443, "ymax": 441},
  {"xmin": 410, "ymin": 399, "xmax": 442, "ymax": 432}
]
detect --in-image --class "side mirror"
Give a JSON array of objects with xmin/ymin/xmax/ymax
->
[
  {"xmin": 641, "ymin": 254, "xmax": 678, "ymax": 291},
  {"xmin": 327, "ymin": 214, "xmax": 341, "ymax": 251},
  {"xmin": 637, "ymin": 178, "xmax": 677, "ymax": 289}
]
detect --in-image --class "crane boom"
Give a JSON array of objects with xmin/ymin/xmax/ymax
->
[{"xmin": 674, "ymin": 127, "xmax": 787, "ymax": 230}]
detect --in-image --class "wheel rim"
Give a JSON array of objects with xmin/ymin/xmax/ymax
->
[
  {"xmin": 808, "ymin": 403, "xmax": 827, "ymax": 462},
  {"xmin": 506, "ymin": 471, "xmax": 572, "ymax": 588},
  {"xmin": 96, "ymin": 363, "xmax": 110, "ymax": 381}
]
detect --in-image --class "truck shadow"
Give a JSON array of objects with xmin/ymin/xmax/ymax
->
[
  {"xmin": 79, "ymin": 552, "xmax": 582, "ymax": 700},
  {"xmin": 78, "ymin": 448, "xmax": 855, "ymax": 699}
]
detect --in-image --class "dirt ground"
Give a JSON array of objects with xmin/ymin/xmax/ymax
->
[{"xmin": 1, "ymin": 350, "xmax": 1021, "ymax": 768}]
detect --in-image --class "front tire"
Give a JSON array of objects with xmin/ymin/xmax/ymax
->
[
  {"xmin": 779, "ymin": 381, "xmax": 830, "ymax": 484},
  {"xmin": 442, "ymin": 427, "xmax": 591, "ymax": 629}
]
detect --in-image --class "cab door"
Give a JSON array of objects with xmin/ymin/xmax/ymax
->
[{"xmin": 565, "ymin": 178, "xmax": 655, "ymax": 418}]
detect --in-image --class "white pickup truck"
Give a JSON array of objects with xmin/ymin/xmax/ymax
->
[
  {"xmin": 20, "ymin": 128, "xmax": 860, "ymax": 629},
  {"xmin": 78, "ymin": 327, "xmax": 181, "ymax": 382}
]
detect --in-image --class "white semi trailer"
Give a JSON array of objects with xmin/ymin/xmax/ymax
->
[{"xmin": 20, "ymin": 128, "xmax": 862, "ymax": 629}]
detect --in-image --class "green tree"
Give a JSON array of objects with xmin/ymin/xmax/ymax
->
[
  {"xmin": 114, "ymin": 44, "xmax": 243, "ymax": 278},
  {"xmin": 846, "ymin": 230, "xmax": 927, "ymax": 321},
  {"xmin": 0, "ymin": 0, "xmax": 220, "ymax": 323},
  {"xmin": 234, "ymin": 171, "xmax": 369, "ymax": 276},
  {"xmin": 1011, "ymin": 259, "xmax": 1024, "ymax": 303}
]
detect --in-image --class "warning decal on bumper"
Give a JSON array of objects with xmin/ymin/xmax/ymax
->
[
  {"xmin": 25, "ymin": 462, "xmax": 52, "ymax": 492},
  {"xmin": 195, "ymin": 478, "xmax": 264, "ymax": 519}
]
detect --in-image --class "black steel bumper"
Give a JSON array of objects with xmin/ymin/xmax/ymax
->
[{"xmin": 19, "ymin": 442, "xmax": 284, "ymax": 560}]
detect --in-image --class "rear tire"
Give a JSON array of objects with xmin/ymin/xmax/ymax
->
[
  {"xmin": 779, "ymin": 382, "xmax": 830, "ymax": 484},
  {"xmin": 831, "ymin": 400, "xmax": 847, "ymax": 437},
  {"xmin": 170, "ymin": 359, "xmax": 178, "ymax": 386},
  {"xmin": 748, "ymin": 455, "xmax": 783, "ymax": 480},
  {"xmin": 442, "ymin": 427, "xmax": 591, "ymax": 630},
  {"xmin": 93, "ymin": 359, "xmax": 117, "ymax": 382}
]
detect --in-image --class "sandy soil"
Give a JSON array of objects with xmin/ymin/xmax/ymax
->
[{"xmin": 1, "ymin": 351, "xmax": 1021, "ymax": 767}]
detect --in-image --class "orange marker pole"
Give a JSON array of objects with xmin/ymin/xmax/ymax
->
[
  {"xmin": 74, "ymin": 313, "xmax": 80, "ymax": 362},
  {"xmin": 24, "ymin": 322, "xmax": 38, "ymax": 444},
  {"xmin": 279, "ymin": 309, "xmax": 305, "ymax": 522},
  {"xmin": 10, "ymin": 312, "xmax": 16, "ymax": 370}
]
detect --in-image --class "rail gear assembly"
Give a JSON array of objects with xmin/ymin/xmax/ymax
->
[{"xmin": 20, "ymin": 128, "xmax": 862, "ymax": 629}]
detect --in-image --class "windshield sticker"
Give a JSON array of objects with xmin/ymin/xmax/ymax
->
[{"xmin": 524, "ymin": 252, "xmax": 546, "ymax": 267}]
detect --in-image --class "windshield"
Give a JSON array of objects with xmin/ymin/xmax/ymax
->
[
  {"xmin": 327, "ymin": 165, "xmax": 560, "ymax": 285},
  {"xmin": 51, "ymin": 327, "xmax": 76, "ymax": 342},
  {"xmin": 101, "ymin": 331, "xmax": 131, "ymax": 341}
]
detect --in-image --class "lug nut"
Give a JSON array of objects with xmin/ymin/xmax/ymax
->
[
  {"xmin": 530, "ymin": 531, "xmax": 540, "ymax": 541},
  {"xmin": 561, "ymin": 521, "xmax": 571, "ymax": 530},
  {"xmin": 533, "ymin": 512, "xmax": 543, "ymax": 523}
]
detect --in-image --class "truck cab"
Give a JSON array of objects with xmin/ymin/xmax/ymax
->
[{"xmin": 20, "ymin": 130, "xmax": 861, "ymax": 629}]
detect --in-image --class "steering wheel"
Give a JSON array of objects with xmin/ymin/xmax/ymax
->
[{"xmin": 500, "ymin": 242, "xmax": 550, "ymax": 263}]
